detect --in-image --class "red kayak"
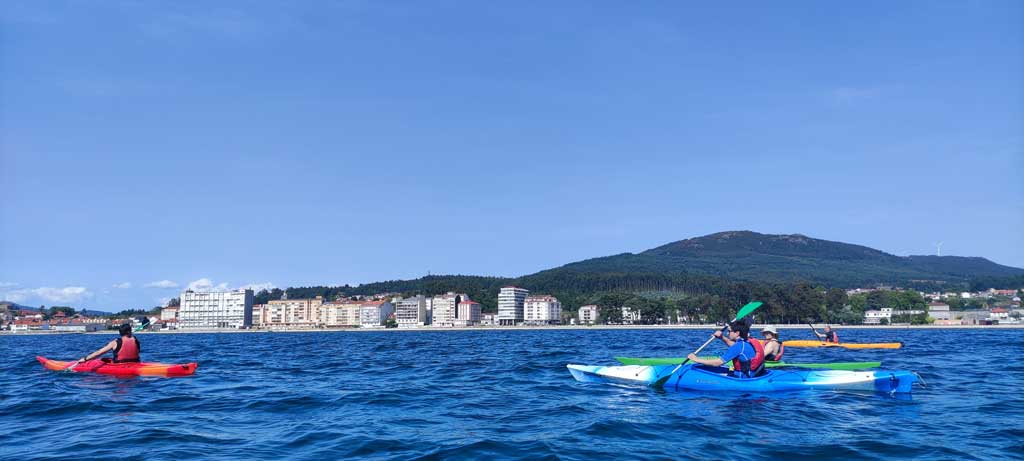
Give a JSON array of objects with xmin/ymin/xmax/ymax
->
[{"xmin": 37, "ymin": 356, "xmax": 198, "ymax": 377}]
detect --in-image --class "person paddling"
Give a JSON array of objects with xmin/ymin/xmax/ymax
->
[
  {"xmin": 78, "ymin": 323, "xmax": 141, "ymax": 364},
  {"xmin": 761, "ymin": 326, "xmax": 784, "ymax": 362},
  {"xmin": 687, "ymin": 319, "xmax": 765, "ymax": 377},
  {"xmin": 813, "ymin": 325, "xmax": 839, "ymax": 343}
]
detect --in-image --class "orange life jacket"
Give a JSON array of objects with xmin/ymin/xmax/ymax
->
[{"xmin": 114, "ymin": 336, "xmax": 140, "ymax": 363}]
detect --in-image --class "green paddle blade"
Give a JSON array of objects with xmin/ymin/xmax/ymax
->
[{"xmin": 735, "ymin": 301, "xmax": 763, "ymax": 321}]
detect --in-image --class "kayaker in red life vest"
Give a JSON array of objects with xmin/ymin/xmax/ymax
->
[
  {"xmin": 761, "ymin": 326, "xmax": 784, "ymax": 361},
  {"xmin": 687, "ymin": 319, "xmax": 765, "ymax": 377},
  {"xmin": 78, "ymin": 323, "xmax": 141, "ymax": 364},
  {"xmin": 814, "ymin": 325, "xmax": 839, "ymax": 343}
]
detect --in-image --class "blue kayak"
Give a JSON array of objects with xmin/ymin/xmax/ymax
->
[{"xmin": 567, "ymin": 363, "xmax": 918, "ymax": 394}]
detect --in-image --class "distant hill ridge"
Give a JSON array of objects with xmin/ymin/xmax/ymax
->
[{"xmin": 541, "ymin": 230, "xmax": 1023, "ymax": 287}]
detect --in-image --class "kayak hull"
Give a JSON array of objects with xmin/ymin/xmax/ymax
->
[
  {"xmin": 614, "ymin": 357, "xmax": 881, "ymax": 370},
  {"xmin": 37, "ymin": 356, "xmax": 197, "ymax": 377},
  {"xmin": 567, "ymin": 364, "xmax": 916, "ymax": 394},
  {"xmin": 782, "ymin": 340, "xmax": 902, "ymax": 349}
]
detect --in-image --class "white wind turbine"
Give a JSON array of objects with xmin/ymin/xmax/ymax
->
[{"xmin": 935, "ymin": 241, "xmax": 944, "ymax": 257}]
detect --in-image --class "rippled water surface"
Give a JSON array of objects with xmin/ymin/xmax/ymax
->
[{"xmin": 3, "ymin": 328, "xmax": 1023, "ymax": 460}]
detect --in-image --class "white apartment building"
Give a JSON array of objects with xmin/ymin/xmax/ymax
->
[
  {"xmin": 498, "ymin": 286, "xmax": 529, "ymax": 326},
  {"xmin": 321, "ymin": 301, "xmax": 363, "ymax": 327},
  {"xmin": 396, "ymin": 295, "xmax": 429, "ymax": 328},
  {"xmin": 454, "ymin": 300, "xmax": 482, "ymax": 327},
  {"xmin": 621, "ymin": 306, "xmax": 641, "ymax": 325},
  {"xmin": 432, "ymin": 292, "xmax": 470, "ymax": 327},
  {"xmin": 178, "ymin": 289, "xmax": 254, "ymax": 329},
  {"xmin": 524, "ymin": 295, "xmax": 562, "ymax": 325},
  {"xmin": 480, "ymin": 313, "xmax": 498, "ymax": 326},
  {"xmin": 359, "ymin": 300, "xmax": 394, "ymax": 328},
  {"xmin": 578, "ymin": 305, "xmax": 598, "ymax": 325},
  {"xmin": 863, "ymin": 307, "xmax": 893, "ymax": 324}
]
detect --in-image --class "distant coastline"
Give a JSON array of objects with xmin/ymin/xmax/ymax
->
[{"xmin": 4, "ymin": 323, "xmax": 1023, "ymax": 335}]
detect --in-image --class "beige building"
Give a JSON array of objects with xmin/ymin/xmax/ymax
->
[
  {"xmin": 160, "ymin": 307, "xmax": 179, "ymax": 321},
  {"xmin": 454, "ymin": 300, "xmax": 482, "ymax": 327},
  {"xmin": 431, "ymin": 292, "xmax": 470, "ymax": 327},
  {"xmin": 259, "ymin": 296, "xmax": 324, "ymax": 328},
  {"xmin": 321, "ymin": 301, "xmax": 363, "ymax": 327}
]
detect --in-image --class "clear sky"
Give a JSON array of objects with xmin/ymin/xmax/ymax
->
[{"xmin": 1, "ymin": 1, "xmax": 1022, "ymax": 310}]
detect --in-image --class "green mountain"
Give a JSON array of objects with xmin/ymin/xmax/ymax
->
[
  {"xmin": 537, "ymin": 231, "xmax": 1023, "ymax": 288},
  {"xmin": 282, "ymin": 231, "xmax": 1023, "ymax": 310}
]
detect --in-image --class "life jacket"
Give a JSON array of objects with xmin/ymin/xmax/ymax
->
[
  {"xmin": 825, "ymin": 330, "xmax": 838, "ymax": 343},
  {"xmin": 114, "ymin": 336, "xmax": 140, "ymax": 363},
  {"xmin": 765, "ymin": 338, "xmax": 785, "ymax": 361},
  {"xmin": 731, "ymin": 338, "xmax": 764, "ymax": 378},
  {"xmin": 748, "ymin": 337, "xmax": 766, "ymax": 375}
]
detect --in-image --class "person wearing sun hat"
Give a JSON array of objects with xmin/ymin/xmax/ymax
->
[{"xmin": 761, "ymin": 325, "xmax": 784, "ymax": 362}]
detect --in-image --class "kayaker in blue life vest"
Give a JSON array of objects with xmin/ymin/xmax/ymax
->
[
  {"xmin": 78, "ymin": 323, "xmax": 141, "ymax": 364},
  {"xmin": 687, "ymin": 320, "xmax": 761, "ymax": 377},
  {"xmin": 814, "ymin": 325, "xmax": 839, "ymax": 343}
]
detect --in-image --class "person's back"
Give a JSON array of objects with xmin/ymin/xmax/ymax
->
[
  {"xmin": 113, "ymin": 324, "xmax": 140, "ymax": 363},
  {"xmin": 78, "ymin": 323, "xmax": 141, "ymax": 364}
]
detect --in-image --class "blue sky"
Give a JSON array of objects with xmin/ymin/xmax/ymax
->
[{"xmin": 1, "ymin": 1, "xmax": 1021, "ymax": 310}]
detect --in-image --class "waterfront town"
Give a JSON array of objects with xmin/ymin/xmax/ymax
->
[{"xmin": 1, "ymin": 286, "xmax": 1022, "ymax": 333}]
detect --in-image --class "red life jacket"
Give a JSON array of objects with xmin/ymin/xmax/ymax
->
[
  {"xmin": 825, "ymin": 330, "xmax": 839, "ymax": 343},
  {"xmin": 765, "ymin": 339, "xmax": 785, "ymax": 361},
  {"xmin": 748, "ymin": 337, "xmax": 766, "ymax": 371},
  {"xmin": 731, "ymin": 337, "xmax": 766, "ymax": 377},
  {"xmin": 114, "ymin": 336, "xmax": 140, "ymax": 363}
]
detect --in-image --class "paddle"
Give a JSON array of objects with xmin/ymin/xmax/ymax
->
[
  {"xmin": 61, "ymin": 359, "xmax": 80, "ymax": 372},
  {"xmin": 652, "ymin": 301, "xmax": 764, "ymax": 388},
  {"xmin": 807, "ymin": 322, "xmax": 821, "ymax": 341},
  {"xmin": 134, "ymin": 318, "xmax": 151, "ymax": 333}
]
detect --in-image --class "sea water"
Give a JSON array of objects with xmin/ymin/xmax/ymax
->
[{"xmin": 2, "ymin": 328, "xmax": 1022, "ymax": 460}]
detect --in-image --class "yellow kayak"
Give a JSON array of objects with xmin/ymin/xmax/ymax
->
[{"xmin": 783, "ymin": 340, "xmax": 902, "ymax": 349}]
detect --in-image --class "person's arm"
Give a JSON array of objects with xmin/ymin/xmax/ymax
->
[
  {"xmin": 687, "ymin": 353, "xmax": 724, "ymax": 367},
  {"xmin": 80, "ymin": 340, "xmax": 116, "ymax": 362},
  {"xmin": 814, "ymin": 331, "xmax": 825, "ymax": 339},
  {"xmin": 714, "ymin": 330, "xmax": 736, "ymax": 347},
  {"xmin": 763, "ymin": 342, "xmax": 779, "ymax": 358}
]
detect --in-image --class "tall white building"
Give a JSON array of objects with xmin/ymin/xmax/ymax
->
[
  {"xmin": 396, "ymin": 295, "xmax": 429, "ymax": 328},
  {"xmin": 524, "ymin": 295, "xmax": 562, "ymax": 325},
  {"xmin": 431, "ymin": 292, "xmax": 469, "ymax": 327},
  {"xmin": 578, "ymin": 305, "xmax": 598, "ymax": 325},
  {"xmin": 178, "ymin": 289, "xmax": 254, "ymax": 329},
  {"xmin": 498, "ymin": 286, "xmax": 529, "ymax": 326}
]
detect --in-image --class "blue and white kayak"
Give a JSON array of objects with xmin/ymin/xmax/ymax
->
[{"xmin": 567, "ymin": 363, "xmax": 918, "ymax": 394}]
